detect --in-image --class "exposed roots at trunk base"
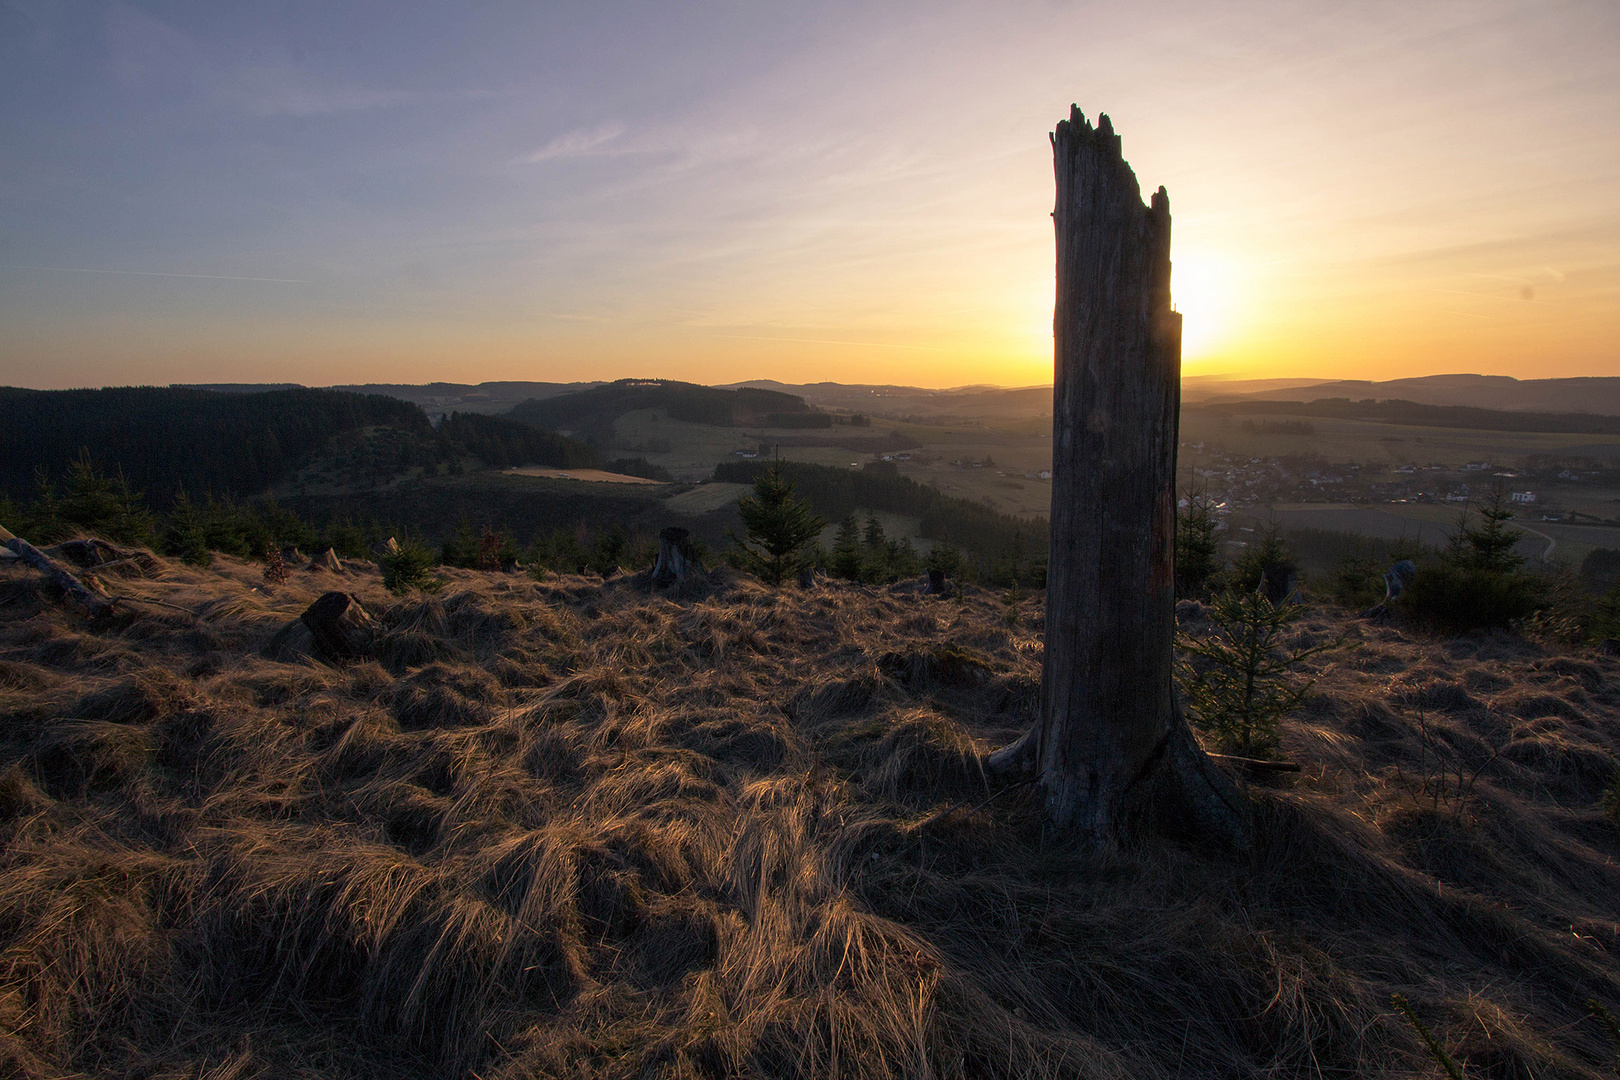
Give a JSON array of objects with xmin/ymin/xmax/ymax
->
[{"xmin": 986, "ymin": 714, "xmax": 1252, "ymax": 853}]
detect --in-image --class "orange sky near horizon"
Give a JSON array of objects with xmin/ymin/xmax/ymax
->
[{"xmin": 1, "ymin": 1, "xmax": 1615, "ymax": 392}]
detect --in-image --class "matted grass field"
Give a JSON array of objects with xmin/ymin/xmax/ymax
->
[{"xmin": 1, "ymin": 551, "xmax": 1619, "ymax": 1077}]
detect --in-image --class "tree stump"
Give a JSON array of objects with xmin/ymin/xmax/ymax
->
[
  {"xmin": 651, "ymin": 527, "xmax": 702, "ymax": 591},
  {"xmin": 987, "ymin": 106, "xmax": 1249, "ymax": 849},
  {"xmin": 307, "ymin": 548, "xmax": 343, "ymax": 573},
  {"xmin": 299, "ymin": 591, "xmax": 375, "ymax": 664}
]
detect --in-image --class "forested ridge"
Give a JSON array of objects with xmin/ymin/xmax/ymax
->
[
  {"xmin": 506, "ymin": 378, "xmax": 815, "ymax": 443},
  {"xmin": 0, "ymin": 387, "xmax": 598, "ymax": 503}
]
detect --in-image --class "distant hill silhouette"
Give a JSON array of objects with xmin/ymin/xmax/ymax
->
[
  {"xmin": 176, "ymin": 380, "xmax": 600, "ymax": 416},
  {"xmin": 1194, "ymin": 396, "xmax": 1620, "ymax": 435},
  {"xmin": 1196, "ymin": 374, "xmax": 1620, "ymax": 415}
]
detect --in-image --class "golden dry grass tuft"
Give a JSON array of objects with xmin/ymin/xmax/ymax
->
[{"xmin": 1, "ymin": 551, "xmax": 1619, "ymax": 1077}]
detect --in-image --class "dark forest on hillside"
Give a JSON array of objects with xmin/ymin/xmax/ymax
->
[
  {"xmin": 505, "ymin": 379, "xmax": 815, "ymax": 444},
  {"xmin": 0, "ymin": 386, "xmax": 424, "ymax": 502},
  {"xmin": 0, "ymin": 388, "xmax": 600, "ymax": 504}
]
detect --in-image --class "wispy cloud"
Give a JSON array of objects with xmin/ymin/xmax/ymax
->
[
  {"xmin": 104, "ymin": 3, "xmax": 436, "ymax": 118},
  {"xmin": 230, "ymin": 66, "xmax": 421, "ymax": 117},
  {"xmin": 518, "ymin": 122, "xmax": 626, "ymax": 163}
]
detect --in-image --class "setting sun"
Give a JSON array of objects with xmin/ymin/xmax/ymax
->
[{"xmin": 1170, "ymin": 251, "xmax": 1244, "ymax": 363}]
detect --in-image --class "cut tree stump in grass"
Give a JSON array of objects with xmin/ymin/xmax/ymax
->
[
  {"xmin": 986, "ymin": 106, "xmax": 1250, "ymax": 850},
  {"xmin": 650, "ymin": 526, "xmax": 704, "ymax": 592},
  {"xmin": 299, "ymin": 591, "xmax": 375, "ymax": 664}
]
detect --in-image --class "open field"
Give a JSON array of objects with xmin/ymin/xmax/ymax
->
[
  {"xmin": 661, "ymin": 481, "xmax": 751, "ymax": 515},
  {"xmin": 1268, "ymin": 503, "xmax": 1484, "ymax": 548},
  {"xmin": 502, "ymin": 467, "xmax": 664, "ymax": 485},
  {"xmin": 2, "ymin": 549, "xmax": 1619, "ymax": 1076},
  {"xmin": 1182, "ymin": 410, "xmax": 1620, "ymax": 467},
  {"xmin": 604, "ymin": 408, "xmax": 1060, "ymax": 518},
  {"xmin": 1267, "ymin": 502, "xmax": 1620, "ymax": 569}
]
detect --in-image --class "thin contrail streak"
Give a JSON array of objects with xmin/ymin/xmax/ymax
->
[
  {"xmin": 712, "ymin": 333, "xmax": 939, "ymax": 351},
  {"xmin": 2, "ymin": 264, "xmax": 305, "ymax": 283}
]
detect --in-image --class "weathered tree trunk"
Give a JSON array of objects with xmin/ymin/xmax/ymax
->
[
  {"xmin": 299, "ymin": 591, "xmax": 375, "ymax": 664},
  {"xmin": 987, "ymin": 106, "xmax": 1249, "ymax": 849},
  {"xmin": 3, "ymin": 536, "xmax": 117, "ymax": 620},
  {"xmin": 651, "ymin": 527, "xmax": 701, "ymax": 590}
]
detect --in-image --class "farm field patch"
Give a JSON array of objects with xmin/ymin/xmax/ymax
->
[{"xmin": 503, "ymin": 467, "xmax": 664, "ymax": 484}]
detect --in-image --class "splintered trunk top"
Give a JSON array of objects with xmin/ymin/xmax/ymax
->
[{"xmin": 1042, "ymin": 106, "xmax": 1184, "ymax": 832}]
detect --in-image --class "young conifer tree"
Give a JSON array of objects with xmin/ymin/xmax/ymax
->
[
  {"xmin": 733, "ymin": 459, "xmax": 825, "ymax": 586},
  {"xmin": 862, "ymin": 515, "xmax": 889, "ymax": 580},
  {"xmin": 1175, "ymin": 488, "xmax": 1222, "ymax": 599},
  {"xmin": 831, "ymin": 516, "xmax": 864, "ymax": 580}
]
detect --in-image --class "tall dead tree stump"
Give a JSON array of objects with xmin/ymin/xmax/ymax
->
[{"xmin": 988, "ymin": 106, "xmax": 1249, "ymax": 849}]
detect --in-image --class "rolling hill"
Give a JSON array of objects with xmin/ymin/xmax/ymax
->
[{"xmin": 506, "ymin": 379, "xmax": 822, "ymax": 445}]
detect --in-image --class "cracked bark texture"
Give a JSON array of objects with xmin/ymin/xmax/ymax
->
[{"xmin": 988, "ymin": 106, "xmax": 1249, "ymax": 849}]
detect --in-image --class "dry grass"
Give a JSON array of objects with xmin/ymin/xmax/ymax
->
[{"xmin": 1, "ymin": 552, "xmax": 1618, "ymax": 1078}]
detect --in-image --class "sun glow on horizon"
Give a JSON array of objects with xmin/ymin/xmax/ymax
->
[{"xmin": 1170, "ymin": 251, "xmax": 1245, "ymax": 363}]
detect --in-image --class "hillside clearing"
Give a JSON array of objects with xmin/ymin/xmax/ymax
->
[{"xmin": 0, "ymin": 551, "xmax": 1617, "ymax": 1077}]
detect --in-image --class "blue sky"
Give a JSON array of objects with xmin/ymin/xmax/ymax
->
[{"xmin": 2, "ymin": 0, "xmax": 1616, "ymax": 388}]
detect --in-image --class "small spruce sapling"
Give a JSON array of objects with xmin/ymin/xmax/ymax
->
[
  {"xmin": 831, "ymin": 516, "xmax": 864, "ymax": 580},
  {"xmin": 862, "ymin": 515, "xmax": 890, "ymax": 581},
  {"xmin": 1177, "ymin": 587, "xmax": 1333, "ymax": 758},
  {"xmin": 1003, "ymin": 576, "xmax": 1025, "ymax": 627},
  {"xmin": 162, "ymin": 490, "xmax": 212, "ymax": 567},
  {"xmin": 731, "ymin": 459, "xmax": 825, "ymax": 587},
  {"xmin": 1174, "ymin": 487, "xmax": 1222, "ymax": 599},
  {"xmin": 1231, "ymin": 522, "xmax": 1297, "ymax": 597},
  {"xmin": 1400, "ymin": 488, "xmax": 1544, "ymax": 633},
  {"xmin": 380, "ymin": 539, "xmax": 442, "ymax": 594},
  {"xmin": 925, "ymin": 540, "xmax": 965, "ymax": 594}
]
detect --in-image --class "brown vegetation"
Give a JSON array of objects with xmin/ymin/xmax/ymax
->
[{"xmin": 1, "ymin": 550, "xmax": 1618, "ymax": 1077}]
